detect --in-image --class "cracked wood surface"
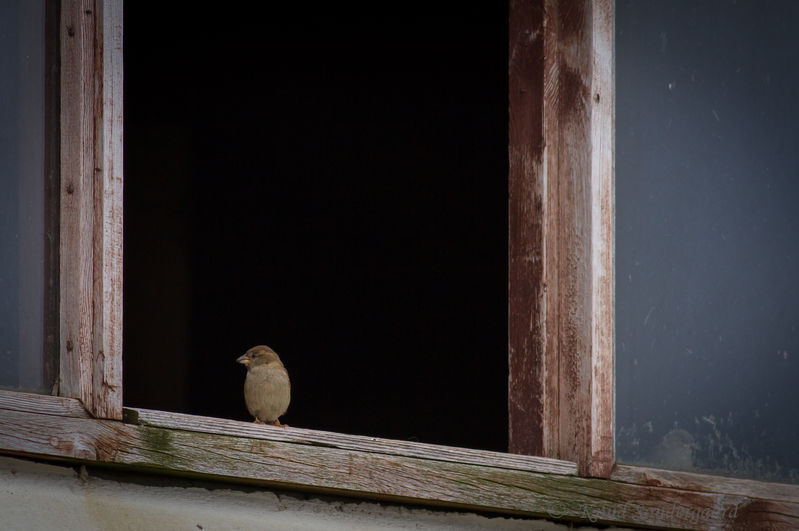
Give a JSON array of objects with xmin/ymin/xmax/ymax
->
[
  {"xmin": 59, "ymin": 0, "xmax": 123, "ymax": 419},
  {"xmin": 1, "ymin": 391, "xmax": 797, "ymax": 529},
  {"xmin": 127, "ymin": 407, "xmax": 577, "ymax": 476}
]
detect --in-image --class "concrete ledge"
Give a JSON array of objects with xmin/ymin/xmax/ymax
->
[{"xmin": 0, "ymin": 456, "xmax": 603, "ymax": 530}]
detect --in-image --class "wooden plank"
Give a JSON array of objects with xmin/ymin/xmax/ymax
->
[
  {"xmin": 587, "ymin": 0, "xmax": 615, "ymax": 479},
  {"xmin": 551, "ymin": 0, "xmax": 594, "ymax": 477},
  {"xmin": 613, "ymin": 464, "xmax": 799, "ymax": 506},
  {"xmin": 59, "ymin": 0, "xmax": 123, "ymax": 419},
  {"xmin": 516, "ymin": 0, "xmax": 613, "ymax": 477},
  {"xmin": 91, "ymin": 0, "xmax": 124, "ymax": 419},
  {"xmin": 541, "ymin": 0, "xmax": 562, "ymax": 460},
  {"xmin": 508, "ymin": 0, "xmax": 549, "ymax": 457},
  {"xmin": 59, "ymin": 0, "xmax": 97, "ymax": 409},
  {"xmin": 0, "ymin": 389, "xmax": 89, "ymax": 418},
  {"xmin": 127, "ymin": 408, "xmax": 577, "ymax": 476},
  {"xmin": 509, "ymin": 1, "xmax": 615, "ymax": 477},
  {"xmin": 1, "ymin": 409, "xmax": 796, "ymax": 529}
]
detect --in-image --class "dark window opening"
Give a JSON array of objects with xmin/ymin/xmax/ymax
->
[{"xmin": 124, "ymin": 4, "xmax": 509, "ymax": 451}]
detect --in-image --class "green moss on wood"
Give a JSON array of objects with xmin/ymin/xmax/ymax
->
[
  {"xmin": 122, "ymin": 408, "xmax": 140, "ymax": 425},
  {"xmin": 140, "ymin": 427, "xmax": 177, "ymax": 468}
]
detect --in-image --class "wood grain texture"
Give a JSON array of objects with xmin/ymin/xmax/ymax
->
[
  {"xmin": 1, "ymin": 405, "xmax": 796, "ymax": 530},
  {"xmin": 551, "ymin": 0, "xmax": 615, "ymax": 478},
  {"xmin": 541, "ymin": 0, "xmax": 562, "ymax": 460},
  {"xmin": 0, "ymin": 389, "xmax": 90, "ymax": 418},
  {"xmin": 508, "ymin": 0, "xmax": 548, "ymax": 457},
  {"xmin": 60, "ymin": 0, "xmax": 96, "ymax": 416},
  {"xmin": 509, "ymin": 0, "xmax": 614, "ymax": 477},
  {"xmin": 128, "ymin": 408, "xmax": 577, "ymax": 476},
  {"xmin": 553, "ymin": 0, "xmax": 595, "ymax": 478},
  {"xmin": 59, "ymin": 0, "xmax": 123, "ymax": 419},
  {"xmin": 587, "ymin": 0, "xmax": 614, "ymax": 478},
  {"xmin": 91, "ymin": 0, "xmax": 124, "ymax": 419},
  {"xmin": 613, "ymin": 464, "xmax": 799, "ymax": 506},
  {"xmin": 555, "ymin": 0, "xmax": 614, "ymax": 477}
]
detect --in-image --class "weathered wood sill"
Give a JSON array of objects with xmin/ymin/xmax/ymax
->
[{"xmin": 1, "ymin": 390, "xmax": 797, "ymax": 529}]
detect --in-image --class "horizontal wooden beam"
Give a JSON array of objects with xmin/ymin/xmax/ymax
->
[
  {"xmin": 612, "ymin": 464, "xmax": 799, "ymax": 506},
  {"xmin": 1, "ymin": 394, "xmax": 796, "ymax": 529},
  {"xmin": 0, "ymin": 389, "xmax": 90, "ymax": 418},
  {"xmin": 127, "ymin": 408, "xmax": 576, "ymax": 476}
]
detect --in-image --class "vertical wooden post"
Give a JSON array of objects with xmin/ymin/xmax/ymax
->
[
  {"xmin": 509, "ymin": 0, "xmax": 614, "ymax": 478},
  {"xmin": 59, "ymin": 0, "xmax": 123, "ymax": 419},
  {"xmin": 508, "ymin": 0, "xmax": 548, "ymax": 458},
  {"xmin": 93, "ymin": 0, "xmax": 124, "ymax": 419},
  {"xmin": 588, "ymin": 0, "xmax": 614, "ymax": 479},
  {"xmin": 553, "ymin": 0, "xmax": 594, "ymax": 478},
  {"xmin": 60, "ymin": 0, "xmax": 96, "ymax": 412}
]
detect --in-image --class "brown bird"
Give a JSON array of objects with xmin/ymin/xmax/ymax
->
[{"xmin": 236, "ymin": 345, "xmax": 291, "ymax": 427}]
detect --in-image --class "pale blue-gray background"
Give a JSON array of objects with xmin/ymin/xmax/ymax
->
[{"xmin": 616, "ymin": 0, "xmax": 799, "ymax": 483}]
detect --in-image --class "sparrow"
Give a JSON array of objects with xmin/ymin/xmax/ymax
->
[
  {"xmin": 236, "ymin": 345, "xmax": 291, "ymax": 427},
  {"xmin": 648, "ymin": 429, "xmax": 697, "ymax": 470}
]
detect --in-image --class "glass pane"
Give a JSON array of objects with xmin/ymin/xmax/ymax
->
[
  {"xmin": 616, "ymin": 0, "xmax": 799, "ymax": 484},
  {"xmin": 0, "ymin": 0, "xmax": 51, "ymax": 392}
]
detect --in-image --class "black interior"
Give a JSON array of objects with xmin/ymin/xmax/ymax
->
[{"xmin": 124, "ymin": 3, "xmax": 509, "ymax": 451}]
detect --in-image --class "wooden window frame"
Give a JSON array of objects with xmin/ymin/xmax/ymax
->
[
  {"xmin": 508, "ymin": 0, "xmax": 614, "ymax": 479},
  {"xmin": 57, "ymin": 0, "xmax": 123, "ymax": 420},
  {"xmin": 0, "ymin": 0, "xmax": 797, "ymax": 528}
]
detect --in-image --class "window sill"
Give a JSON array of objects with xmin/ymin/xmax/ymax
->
[{"xmin": 1, "ymin": 389, "xmax": 797, "ymax": 529}]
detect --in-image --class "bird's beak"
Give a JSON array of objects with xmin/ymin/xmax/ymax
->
[{"xmin": 236, "ymin": 354, "xmax": 250, "ymax": 365}]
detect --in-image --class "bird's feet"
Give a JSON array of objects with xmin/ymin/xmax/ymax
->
[{"xmin": 253, "ymin": 418, "xmax": 288, "ymax": 428}]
